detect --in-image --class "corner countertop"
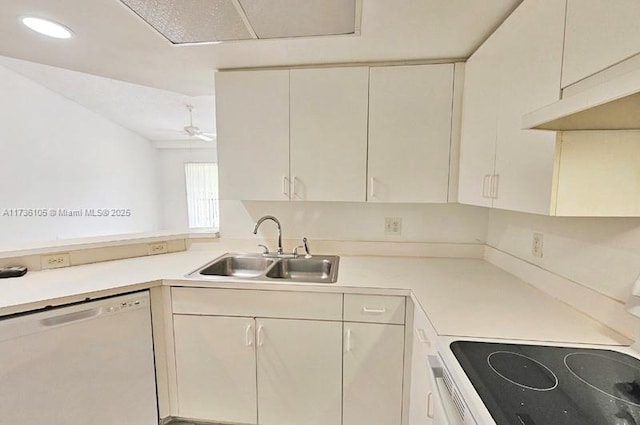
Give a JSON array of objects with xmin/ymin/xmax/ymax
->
[{"xmin": 0, "ymin": 247, "xmax": 630, "ymax": 346}]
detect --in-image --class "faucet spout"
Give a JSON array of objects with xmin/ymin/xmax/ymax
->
[{"xmin": 253, "ymin": 215, "xmax": 283, "ymax": 255}]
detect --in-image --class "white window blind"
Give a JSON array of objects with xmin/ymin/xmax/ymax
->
[{"xmin": 185, "ymin": 163, "xmax": 219, "ymax": 229}]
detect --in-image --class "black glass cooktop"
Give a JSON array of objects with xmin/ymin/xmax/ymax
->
[{"xmin": 451, "ymin": 341, "xmax": 640, "ymax": 425}]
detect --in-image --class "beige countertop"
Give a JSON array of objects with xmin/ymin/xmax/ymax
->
[{"xmin": 0, "ymin": 247, "xmax": 631, "ymax": 346}]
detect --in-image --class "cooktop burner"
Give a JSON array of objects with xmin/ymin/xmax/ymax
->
[
  {"xmin": 564, "ymin": 353, "xmax": 640, "ymax": 406},
  {"xmin": 488, "ymin": 351, "xmax": 558, "ymax": 391},
  {"xmin": 451, "ymin": 341, "xmax": 640, "ymax": 425}
]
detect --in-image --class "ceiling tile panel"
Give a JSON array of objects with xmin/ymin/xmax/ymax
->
[
  {"xmin": 121, "ymin": 0, "xmax": 252, "ymax": 43},
  {"xmin": 238, "ymin": 0, "xmax": 356, "ymax": 39}
]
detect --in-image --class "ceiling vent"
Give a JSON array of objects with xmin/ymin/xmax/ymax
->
[{"xmin": 120, "ymin": 0, "xmax": 360, "ymax": 44}]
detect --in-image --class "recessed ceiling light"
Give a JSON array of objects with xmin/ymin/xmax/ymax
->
[{"xmin": 20, "ymin": 17, "xmax": 73, "ymax": 39}]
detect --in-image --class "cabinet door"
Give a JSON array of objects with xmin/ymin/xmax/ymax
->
[
  {"xmin": 368, "ymin": 65, "xmax": 453, "ymax": 203},
  {"xmin": 409, "ymin": 308, "xmax": 438, "ymax": 425},
  {"xmin": 216, "ymin": 70, "xmax": 290, "ymax": 201},
  {"xmin": 492, "ymin": 0, "xmax": 565, "ymax": 214},
  {"xmin": 563, "ymin": 0, "xmax": 640, "ymax": 88},
  {"xmin": 343, "ymin": 322, "xmax": 405, "ymax": 425},
  {"xmin": 290, "ymin": 67, "xmax": 369, "ymax": 201},
  {"xmin": 553, "ymin": 131, "xmax": 640, "ymax": 217},
  {"xmin": 173, "ymin": 315, "xmax": 257, "ymax": 424},
  {"xmin": 256, "ymin": 318, "xmax": 342, "ymax": 425},
  {"xmin": 457, "ymin": 28, "xmax": 504, "ymax": 208}
]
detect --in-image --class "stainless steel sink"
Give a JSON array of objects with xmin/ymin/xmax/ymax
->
[
  {"xmin": 198, "ymin": 255, "xmax": 275, "ymax": 278},
  {"xmin": 189, "ymin": 253, "xmax": 340, "ymax": 283},
  {"xmin": 265, "ymin": 257, "xmax": 337, "ymax": 282}
]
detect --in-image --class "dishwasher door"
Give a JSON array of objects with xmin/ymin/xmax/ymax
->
[{"xmin": 0, "ymin": 291, "xmax": 158, "ymax": 425}]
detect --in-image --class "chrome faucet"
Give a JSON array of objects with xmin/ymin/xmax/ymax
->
[
  {"xmin": 253, "ymin": 215, "xmax": 283, "ymax": 255},
  {"xmin": 294, "ymin": 237, "xmax": 312, "ymax": 258}
]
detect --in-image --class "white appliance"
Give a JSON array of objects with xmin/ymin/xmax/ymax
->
[
  {"xmin": 430, "ymin": 272, "xmax": 640, "ymax": 425},
  {"xmin": 427, "ymin": 354, "xmax": 477, "ymax": 425},
  {"xmin": 0, "ymin": 291, "xmax": 158, "ymax": 425},
  {"xmin": 436, "ymin": 336, "xmax": 640, "ymax": 425}
]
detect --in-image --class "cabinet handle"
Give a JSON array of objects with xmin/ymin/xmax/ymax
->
[
  {"xmin": 293, "ymin": 177, "xmax": 301, "ymax": 200},
  {"xmin": 245, "ymin": 324, "xmax": 254, "ymax": 347},
  {"xmin": 369, "ymin": 177, "xmax": 377, "ymax": 199},
  {"xmin": 283, "ymin": 176, "xmax": 290, "ymax": 198},
  {"xmin": 362, "ymin": 306, "xmax": 386, "ymax": 314},
  {"xmin": 482, "ymin": 174, "xmax": 491, "ymax": 198},
  {"xmin": 426, "ymin": 391, "xmax": 434, "ymax": 418},
  {"xmin": 346, "ymin": 328, "xmax": 352, "ymax": 352},
  {"xmin": 257, "ymin": 325, "xmax": 264, "ymax": 347},
  {"xmin": 491, "ymin": 174, "xmax": 500, "ymax": 199},
  {"xmin": 416, "ymin": 328, "xmax": 431, "ymax": 346}
]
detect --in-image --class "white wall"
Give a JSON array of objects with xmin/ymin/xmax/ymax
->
[
  {"xmin": 220, "ymin": 200, "xmax": 489, "ymax": 243},
  {"xmin": 0, "ymin": 65, "xmax": 161, "ymax": 246},
  {"xmin": 157, "ymin": 147, "xmax": 217, "ymax": 230},
  {"xmin": 487, "ymin": 209, "xmax": 640, "ymax": 301}
]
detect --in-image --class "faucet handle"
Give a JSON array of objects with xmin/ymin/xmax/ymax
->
[
  {"xmin": 292, "ymin": 238, "xmax": 312, "ymax": 258},
  {"xmin": 302, "ymin": 237, "xmax": 312, "ymax": 258},
  {"xmin": 257, "ymin": 244, "xmax": 270, "ymax": 255},
  {"xmin": 293, "ymin": 245, "xmax": 303, "ymax": 257}
]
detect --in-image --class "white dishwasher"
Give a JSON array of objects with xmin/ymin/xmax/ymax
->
[{"xmin": 0, "ymin": 291, "xmax": 158, "ymax": 425}]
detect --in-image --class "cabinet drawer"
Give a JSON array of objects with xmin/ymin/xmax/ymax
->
[
  {"xmin": 344, "ymin": 294, "xmax": 406, "ymax": 324},
  {"xmin": 172, "ymin": 287, "xmax": 342, "ymax": 321}
]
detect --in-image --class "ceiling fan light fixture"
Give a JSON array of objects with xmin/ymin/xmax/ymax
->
[{"xmin": 20, "ymin": 16, "xmax": 73, "ymax": 39}]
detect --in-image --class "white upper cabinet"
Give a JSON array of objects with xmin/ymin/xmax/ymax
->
[
  {"xmin": 290, "ymin": 67, "xmax": 369, "ymax": 202},
  {"xmin": 562, "ymin": 0, "xmax": 640, "ymax": 88},
  {"xmin": 216, "ymin": 64, "xmax": 457, "ymax": 204},
  {"xmin": 492, "ymin": 0, "xmax": 565, "ymax": 214},
  {"xmin": 216, "ymin": 70, "xmax": 290, "ymax": 201},
  {"xmin": 367, "ymin": 65, "xmax": 453, "ymax": 203},
  {"xmin": 458, "ymin": 27, "xmax": 504, "ymax": 208},
  {"xmin": 458, "ymin": 0, "xmax": 566, "ymax": 214}
]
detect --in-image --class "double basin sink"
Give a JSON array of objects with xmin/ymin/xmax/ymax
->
[{"xmin": 189, "ymin": 253, "xmax": 340, "ymax": 284}]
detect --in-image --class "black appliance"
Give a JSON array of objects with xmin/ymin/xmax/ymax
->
[{"xmin": 451, "ymin": 341, "xmax": 640, "ymax": 425}]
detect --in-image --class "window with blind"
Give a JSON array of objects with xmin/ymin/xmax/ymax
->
[{"xmin": 185, "ymin": 163, "xmax": 219, "ymax": 229}]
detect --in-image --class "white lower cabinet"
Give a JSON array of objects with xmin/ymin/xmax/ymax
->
[
  {"xmin": 173, "ymin": 315, "xmax": 258, "ymax": 424},
  {"xmin": 343, "ymin": 322, "xmax": 405, "ymax": 425},
  {"xmin": 256, "ymin": 318, "xmax": 343, "ymax": 425},
  {"xmin": 174, "ymin": 315, "xmax": 342, "ymax": 425},
  {"xmin": 170, "ymin": 289, "xmax": 406, "ymax": 425},
  {"xmin": 408, "ymin": 306, "xmax": 438, "ymax": 425}
]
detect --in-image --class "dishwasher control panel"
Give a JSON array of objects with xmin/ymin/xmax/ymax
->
[{"xmin": 106, "ymin": 297, "xmax": 148, "ymax": 313}]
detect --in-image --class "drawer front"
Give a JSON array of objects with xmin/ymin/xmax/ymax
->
[
  {"xmin": 172, "ymin": 287, "xmax": 342, "ymax": 321},
  {"xmin": 344, "ymin": 294, "xmax": 406, "ymax": 324}
]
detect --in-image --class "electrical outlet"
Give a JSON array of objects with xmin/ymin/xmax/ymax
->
[
  {"xmin": 532, "ymin": 233, "xmax": 543, "ymax": 258},
  {"xmin": 384, "ymin": 217, "xmax": 402, "ymax": 235},
  {"xmin": 147, "ymin": 242, "xmax": 168, "ymax": 256},
  {"xmin": 41, "ymin": 253, "xmax": 71, "ymax": 269}
]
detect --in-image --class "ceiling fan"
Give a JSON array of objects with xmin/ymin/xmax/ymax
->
[{"xmin": 183, "ymin": 104, "xmax": 216, "ymax": 142}]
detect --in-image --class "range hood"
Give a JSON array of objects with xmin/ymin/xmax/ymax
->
[{"xmin": 523, "ymin": 66, "xmax": 640, "ymax": 131}]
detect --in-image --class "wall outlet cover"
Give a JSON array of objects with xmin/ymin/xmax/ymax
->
[
  {"xmin": 532, "ymin": 232, "xmax": 543, "ymax": 258},
  {"xmin": 147, "ymin": 242, "xmax": 168, "ymax": 256},
  {"xmin": 385, "ymin": 217, "xmax": 402, "ymax": 236},
  {"xmin": 41, "ymin": 253, "xmax": 71, "ymax": 269}
]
